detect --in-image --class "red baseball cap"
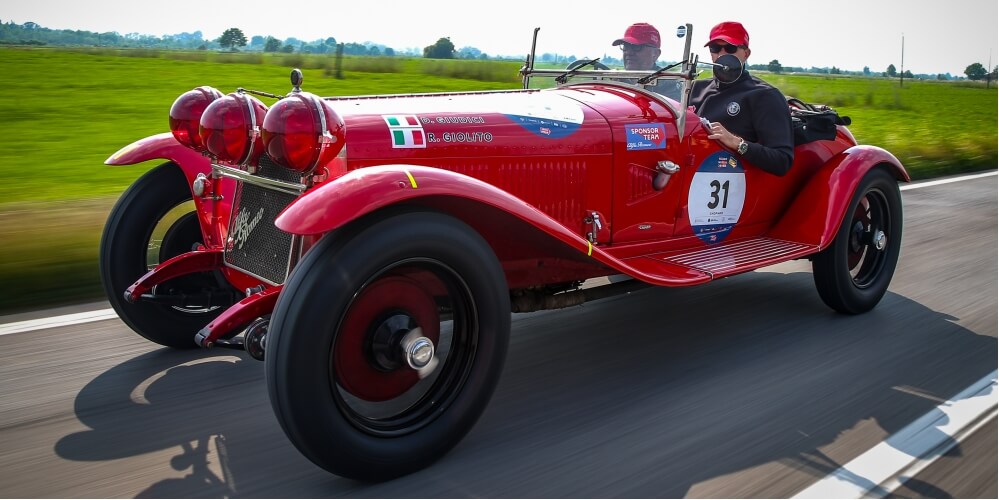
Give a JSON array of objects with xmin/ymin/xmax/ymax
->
[
  {"xmin": 705, "ymin": 21, "xmax": 749, "ymax": 48},
  {"xmin": 613, "ymin": 23, "xmax": 661, "ymax": 48}
]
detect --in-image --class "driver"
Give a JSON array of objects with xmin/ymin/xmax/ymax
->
[
  {"xmin": 690, "ymin": 21, "xmax": 794, "ymax": 176},
  {"xmin": 612, "ymin": 23, "xmax": 682, "ymax": 101}
]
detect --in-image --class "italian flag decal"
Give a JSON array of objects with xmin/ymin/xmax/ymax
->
[{"xmin": 383, "ymin": 115, "xmax": 426, "ymax": 149}]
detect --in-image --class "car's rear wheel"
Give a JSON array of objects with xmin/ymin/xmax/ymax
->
[
  {"xmin": 99, "ymin": 162, "xmax": 237, "ymax": 348},
  {"xmin": 266, "ymin": 210, "xmax": 510, "ymax": 481},
  {"xmin": 812, "ymin": 167, "xmax": 902, "ymax": 314}
]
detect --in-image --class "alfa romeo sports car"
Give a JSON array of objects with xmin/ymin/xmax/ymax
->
[{"xmin": 100, "ymin": 23, "xmax": 907, "ymax": 480}]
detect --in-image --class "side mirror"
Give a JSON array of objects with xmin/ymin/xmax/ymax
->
[{"xmin": 712, "ymin": 54, "xmax": 744, "ymax": 83}]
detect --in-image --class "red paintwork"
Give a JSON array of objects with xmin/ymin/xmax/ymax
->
[
  {"xmin": 106, "ymin": 133, "xmax": 265, "ymax": 293},
  {"xmin": 275, "ymin": 82, "xmax": 907, "ymax": 287},
  {"xmin": 195, "ymin": 285, "xmax": 281, "ymax": 347},
  {"xmin": 124, "ymin": 249, "xmax": 224, "ymax": 302},
  {"xmin": 110, "ymin": 80, "xmax": 909, "ymax": 339},
  {"xmin": 769, "ymin": 145, "xmax": 908, "ymax": 246}
]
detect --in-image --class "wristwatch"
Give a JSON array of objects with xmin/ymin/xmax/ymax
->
[{"xmin": 736, "ymin": 139, "xmax": 749, "ymax": 155}]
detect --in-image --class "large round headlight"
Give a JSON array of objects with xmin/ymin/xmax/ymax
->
[
  {"xmin": 169, "ymin": 86, "xmax": 222, "ymax": 152},
  {"xmin": 262, "ymin": 92, "xmax": 345, "ymax": 173},
  {"xmin": 198, "ymin": 92, "xmax": 268, "ymax": 164}
]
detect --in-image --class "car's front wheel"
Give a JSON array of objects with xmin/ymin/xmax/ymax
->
[
  {"xmin": 266, "ymin": 210, "xmax": 510, "ymax": 481},
  {"xmin": 812, "ymin": 167, "xmax": 903, "ymax": 314},
  {"xmin": 99, "ymin": 162, "xmax": 237, "ymax": 348}
]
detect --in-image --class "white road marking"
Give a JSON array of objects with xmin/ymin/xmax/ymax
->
[
  {"xmin": 900, "ymin": 170, "xmax": 996, "ymax": 191},
  {"xmin": 793, "ymin": 370, "xmax": 998, "ymax": 498},
  {"xmin": 0, "ymin": 308, "xmax": 117, "ymax": 336}
]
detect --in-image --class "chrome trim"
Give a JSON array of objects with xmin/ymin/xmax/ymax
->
[{"xmin": 212, "ymin": 164, "xmax": 306, "ymax": 195}]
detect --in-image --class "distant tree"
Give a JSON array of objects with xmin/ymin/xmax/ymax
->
[
  {"xmin": 280, "ymin": 43, "xmax": 294, "ymax": 53},
  {"xmin": 264, "ymin": 36, "xmax": 281, "ymax": 52},
  {"xmin": 423, "ymin": 37, "xmax": 455, "ymax": 59},
  {"xmin": 936, "ymin": 73, "xmax": 948, "ymax": 80},
  {"xmin": 384, "ymin": 47, "xmax": 395, "ymax": 57},
  {"xmin": 458, "ymin": 46, "xmax": 482, "ymax": 59},
  {"xmin": 989, "ymin": 65, "xmax": 998, "ymax": 80},
  {"xmin": 342, "ymin": 42, "xmax": 367, "ymax": 55},
  {"xmin": 368, "ymin": 46, "xmax": 381, "ymax": 56},
  {"xmin": 325, "ymin": 37, "xmax": 337, "ymax": 46},
  {"xmin": 903, "ymin": 70, "xmax": 913, "ymax": 79},
  {"xmin": 250, "ymin": 35, "xmax": 264, "ymax": 47},
  {"xmin": 965, "ymin": 62, "xmax": 986, "ymax": 80},
  {"xmin": 863, "ymin": 66, "xmax": 870, "ymax": 76},
  {"xmin": 198, "ymin": 44, "xmax": 207, "ymax": 51},
  {"xmin": 766, "ymin": 59, "xmax": 781, "ymax": 73},
  {"xmin": 217, "ymin": 27, "xmax": 247, "ymax": 51},
  {"xmin": 830, "ymin": 66, "xmax": 841, "ymax": 75},
  {"xmin": 886, "ymin": 64, "xmax": 897, "ymax": 77}
]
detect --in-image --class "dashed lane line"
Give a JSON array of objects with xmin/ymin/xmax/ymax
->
[
  {"xmin": 0, "ymin": 308, "xmax": 118, "ymax": 336},
  {"xmin": 793, "ymin": 370, "xmax": 998, "ymax": 498}
]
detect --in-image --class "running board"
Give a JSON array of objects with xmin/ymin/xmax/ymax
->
[{"xmin": 620, "ymin": 238, "xmax": 819, "ymax": 285}]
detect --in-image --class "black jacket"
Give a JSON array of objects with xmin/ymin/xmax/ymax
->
[{"xmin": 690, "ymin": 71, "xmax": 794, "ymax": 175}]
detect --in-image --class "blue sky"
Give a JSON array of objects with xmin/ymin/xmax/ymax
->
[{"xmin": 4, "ymin": 0, "xmax": 997, "ymax": 75}]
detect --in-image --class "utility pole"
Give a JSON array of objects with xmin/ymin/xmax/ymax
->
[
  {"xmin": 899, "ymin": 33, "xmax": 904, "ymax": 87},
  {"xmin": 988, "ymin": 49, "xmax": 992, "ymax": 89}
]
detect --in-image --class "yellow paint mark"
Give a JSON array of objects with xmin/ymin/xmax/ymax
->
[
  {"xmin": 405, "ymin": 170, "xmax": 418, "ymax": 189},
  {"xmin": 587, "ymin": 241, "xmax": 593, "ymax": 256}
]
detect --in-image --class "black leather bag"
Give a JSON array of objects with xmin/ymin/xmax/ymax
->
[{"xmin": 787, "ymin": 97, "xmax": 851, "ymax": 145}]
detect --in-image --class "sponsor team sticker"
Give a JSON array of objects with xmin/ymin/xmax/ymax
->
[
  {"xmin": 625, "ymin": 123, "xmax": 666, "ymax": 150},
  {"xmin": 687, "ymin": 151, "xmax": 746, "ymax": 244},
  {"xmin": 383, "ymin": 115, "xmax": 426, "ymax": 149}
]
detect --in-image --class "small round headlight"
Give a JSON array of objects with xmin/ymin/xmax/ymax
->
[
  {"xmin": 199, "ymin": 92, "xmax": 268, "ymax": 165},
  {"xmin": 169, "ymin": 86, "xmax": 223, "ymax": 151},
  {"xmin": 262, "ymin": 92, "xmax": 345, "ymax": 173}
]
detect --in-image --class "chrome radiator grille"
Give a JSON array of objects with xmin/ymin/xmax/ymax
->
[{"xmin": 224, "ymin": 177, "xmax": 300, "ymax": 285}]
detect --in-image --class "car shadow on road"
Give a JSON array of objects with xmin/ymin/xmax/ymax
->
[{"xmin": 55, "ymin": 270, "xmax": 996, "ymax": 498}]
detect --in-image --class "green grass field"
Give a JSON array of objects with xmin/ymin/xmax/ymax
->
[{"xmin": 0, "ymin": 47, "xmax": 995, "ymax": 313}]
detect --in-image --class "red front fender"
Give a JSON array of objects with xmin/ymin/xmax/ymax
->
[
  {"xmin": 106, "ymin": 133, "xmax": 234, "ymax": 251},
  {"xmin": 275, "ymin": 165, "xmax": 711, "ymax": 287},
  {"xmin": 769, "ymin": 145, "xmax": 909, "ymax": 248},
  {"xmin": 276, "ymin": 165, "xmax": 584, "ymax": 242},
  {"xmin": 106, "ymin": 132, "xmax": 211, "ymax": 183}
]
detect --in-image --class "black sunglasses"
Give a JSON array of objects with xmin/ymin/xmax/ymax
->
[{"xmin": 708, "ymin": 43, "xmax": 742, "ymax": 54}]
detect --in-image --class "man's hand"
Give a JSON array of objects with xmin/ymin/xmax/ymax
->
[{"xmin": 706, "ymin": 122, "xmax": 742, "ymax": 151}]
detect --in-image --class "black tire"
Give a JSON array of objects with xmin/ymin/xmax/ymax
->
[
  {"xmin": 99, "ymin": 162, "xmax": 235, "ymax": 348},
  {"xmin": 813, "ymin": 167, "xmax": 903, "ymax": 314},
  {"xmin": 266, "ymin": 210, "xmax": 510, "ymax": 481}
]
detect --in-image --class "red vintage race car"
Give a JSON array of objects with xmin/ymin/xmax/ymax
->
[{"xmin": 100, "ymin": 24, "xmax": 907, "ymax": 481}]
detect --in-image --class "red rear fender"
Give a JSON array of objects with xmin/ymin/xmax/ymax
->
[{"xmin": 769, "ymin": 145, "xmax": 909, "ymax": 248}]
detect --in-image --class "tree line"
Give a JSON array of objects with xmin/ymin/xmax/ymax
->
[{"xmin": 3, "ymin": 20, "xmax": 997, "ymax": 79}]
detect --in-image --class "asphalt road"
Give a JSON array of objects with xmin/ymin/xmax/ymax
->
[{"xmin": 0, "ymin": 173, "xmax": 995, "ymax": 498}]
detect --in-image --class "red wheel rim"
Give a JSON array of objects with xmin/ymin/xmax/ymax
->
[
  {"xmin": 334, "ymin": 275, "xmax": 440, "ymax": 401},
  {"xmin": 847, "ymin": 197, "xmax": 872, "ymax": 270}
]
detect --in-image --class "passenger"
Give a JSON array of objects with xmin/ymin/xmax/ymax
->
[
  {"xmin": 612, "ymin": 22, "xmax": 683, "ymax": 101},
  {"xmin": 690, "ymin": 21, "xmax": 794, "ymax": 176}
]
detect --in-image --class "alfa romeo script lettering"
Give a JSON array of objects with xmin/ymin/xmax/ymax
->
[{"xmin": 232, "ymin": 207, "xmax": 265, "ymax": 250}]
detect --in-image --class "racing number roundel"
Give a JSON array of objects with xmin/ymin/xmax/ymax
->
[{"xmin": 687, "ymin": 151, "xmax": 746, "ymax": 244}]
